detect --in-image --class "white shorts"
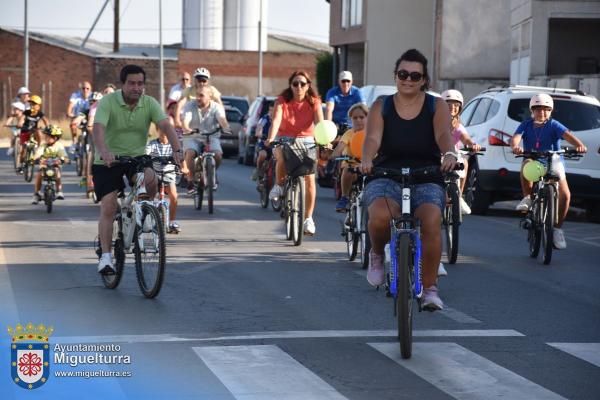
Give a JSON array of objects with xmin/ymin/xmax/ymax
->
[{"xmin": 183, "ymin": 136, "xmax": 222, "ymax": 154}]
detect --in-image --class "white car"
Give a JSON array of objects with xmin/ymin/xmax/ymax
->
[
  {"xmin": 460, "ymin": 85, "xmax": 600, "ymax": 221},
  {"xmin": 361, "ymin": 85, "xmax": 440, "ymax": 108}
]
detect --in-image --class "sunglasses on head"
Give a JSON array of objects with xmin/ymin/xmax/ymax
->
[
  {"xmin": 396, "ymin": 70, "xmax": 424, "ymax": 82},
  {"xmin": 292, "ymin": 81, "xmax": 308, "ymax": 88}
]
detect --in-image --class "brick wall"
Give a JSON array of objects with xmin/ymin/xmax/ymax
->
[
  {"xmin": 178, "ymin": 49, "xmax": 319, "ymax": 99},
  {"xmin": 0, "ymin": 30, "xmax": 95, "ymax": 119}
]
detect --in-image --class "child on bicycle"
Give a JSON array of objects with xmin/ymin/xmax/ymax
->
[
  {"xmin": 252, "ymin": 102, "xmax": 274, "ymax": 182},
  {"xmin": 17, "ymin": 95, "xmax": 48, "ymax": 173},
  {"xmin": 146, "ymin": 128, "xmax": 180, "ymax": 233},
  {"xmin": 330, "ymin": 103, "xmax": 368, "ymax": 212},
  {"xmin": 31, "ymin": 125, "xmax": 69, "ymax": 204},
  {"xmin": 441, "ymin": 89, "xmax": 481, "ymax": 215},
  {"xmin": 511, "ymin": 93, "xmax": 587, "ymax": 249},
  {"xmin": 5, "ymin": 102, "xmax": 25, "ymax": 157}
]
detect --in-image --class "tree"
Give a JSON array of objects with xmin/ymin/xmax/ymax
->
[{"xmin": 315, "ymin": 52, "xmax": 333, "ymax": 100}]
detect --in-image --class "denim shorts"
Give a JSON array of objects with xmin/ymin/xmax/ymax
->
[{"xmin": 363, "ymin": 178, "xmax": 446, "ymax": 213}]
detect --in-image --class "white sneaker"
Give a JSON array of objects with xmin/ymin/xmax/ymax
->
[
  {"xmin": 303, "ymin": 217, "xmax": 316, "ymax": 236},
  {"xmin": 422, "ymin": 285, "xmax": 444, "ymax": 311},
  {"xmin": 269, "ymin": 184, "xmax": 283, "ymax": 200},
  {"xmin": 97, "ymin": 254, "xmax": 115, "ymax": 275},
  {"xmin": 459, "ymin": 197, "xmax": 471, "ymax": 215},
  {"xmin": 438, "ymin": 262, "xmax": 448, "ymax": 277},
  {"xmin": 553, "ymin": 228, "xmax": 567, "ymax": 250},
  {"xmin": 516, "ymin": 196, "xmax": 532, "ymax": 211}
]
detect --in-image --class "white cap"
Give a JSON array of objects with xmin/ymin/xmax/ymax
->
[
  {"xmin": 338, "ymin": 71, "xmax": 353, "ymax": 81},
  {"xmin": 11, "ymin": 101, "xmax": 25, "ymax": 111},
  {"xmin": 17, "ymin": 86, "xmax": 30, "ymax": 95}
]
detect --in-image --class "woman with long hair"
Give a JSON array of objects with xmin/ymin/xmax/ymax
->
[{"xmin": 266, "ymin": 70, "xmax": 324, "ymax": 235}]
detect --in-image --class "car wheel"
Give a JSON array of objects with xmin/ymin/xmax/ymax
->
[
  {"xmin": 469, "ymin": 167, "xmax": 492, "ymax": 215},
  {"xmin": 586, "ymin": 201, "xmax": 600, "ymax": 223}
]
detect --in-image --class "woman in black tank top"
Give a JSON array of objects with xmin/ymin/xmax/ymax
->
[{"xmin": 360, "ymin": 49, "xmax": 459, "ymax": 311}]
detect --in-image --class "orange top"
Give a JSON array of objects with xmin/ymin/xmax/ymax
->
[{"xmin": 276, "ymin": 95, "xmax": 321, "ymax": 138}]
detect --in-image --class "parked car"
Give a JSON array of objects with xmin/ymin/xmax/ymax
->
[
  {"xmin": 221, "ymin": 105, "xmax": 244, "ymax": 157},
  {"xmin": 459, "ymin": 85, "xmax": 600, "ymax": 221},
  {"xmin": 238, "ymin": 96, "xmax": 276, "ymax": 165},
  {"xmin": 361, "ymin": 85, "xmax": 397, "ymax": 108},
  {"xmin": 222, "ymin": 96, "xmax": 250, "ymax": 118}
]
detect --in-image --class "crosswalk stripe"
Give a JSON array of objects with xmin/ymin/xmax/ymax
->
[
  {"xmin": 547, "ymin": 343, "xmax": 600, "ymax": 367},
  {"xmin": 370, "ymin": 342, "xmax": 567, "ymax": 400},
  {"xmin": 193, "ymin": 344, "xmax": 348, "ymax": 399}
]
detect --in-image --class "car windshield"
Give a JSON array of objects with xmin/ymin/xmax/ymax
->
[
  {"xmin": 222, "ymin": 98, "xmax": 249, "ymax": 116},
  {"xmin": 225, "ymin": 108, "xmax": 242, "ymax": 122},
  {"xmin": 508, "ymin": 98, "xmax": 600, "ymax": 131}
]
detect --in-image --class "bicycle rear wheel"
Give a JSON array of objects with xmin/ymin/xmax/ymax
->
[
  {"xmin": 541, "ymin": 185, "xmax": 555, "ymax": 265},
  {"xmin": 101, "ymin": 215, "xmax": 125, "ymax": 289},
  {"xmin": 134, "ymin": 203, "xmax": 166, "ymax": 298},
  {"xmin": 205, "ymin": 160, "xmax": 215, "ymax": 214},
  {"xmin": 292, "ymin": 178, "xmax": 305, "ymax": 246},
  {"xmin": 75, "ymin": 142, "xmax": 84, "ymax": 176},
  {"xmin": 360, "ymin": 205, "xmax": 371, "ymax": 269},
  {"xmin": 346, "ymin": 201, "xmax": 359, "ymax": 261},
  {"xmin": 445, "ymin": 182, "xmax": 460, "ymax": 264},
  {"xmin": 464, "ymin": 158, "xmax": 478, "ymax": 208},
  {"xmin": 24, "ymin": 148, "xmax": 34, "ymax": 182},
  {"xmin": 158, "ymin": 202, "xmax": 168, "ymax": 235},
  {"xmin": 194, "ymin": 182, "xmax": 204, "ymax": 210},
  {"xmin": 396, "ymin": 234, "xmax": 413, "ymax": 359}
]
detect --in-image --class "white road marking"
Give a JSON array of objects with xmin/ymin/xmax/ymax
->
[
  {"xmin": 371, "ymin": 342, "xmax": 567, "ymax": 400},
  {"xmin": 547, "ymin": 343, "xmax": 600, "ymax": 367},
  {"xmin": 194, "ymin": 345, "xmax": 348, "ymax": 399},
  {"xmin": 441, "ymin": 307, "xmax": 483, "ymax": 324},
  {"xmin": 52, "ymin": 329, "xmax": 524, "ymax": 344}
]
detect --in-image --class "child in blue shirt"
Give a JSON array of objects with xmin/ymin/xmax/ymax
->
[{"xmin": 510, "ymin": 93, "xmax": 587, "ymax": 249}]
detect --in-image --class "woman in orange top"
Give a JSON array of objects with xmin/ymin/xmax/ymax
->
[{"xmin": 266, "ymin": 70, "xmax": 324, "ymax": 236}]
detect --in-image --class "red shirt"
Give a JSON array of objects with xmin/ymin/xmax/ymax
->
[{"xmin": 277, "ymin": 95, "xmax": 321, "ymax": 138}]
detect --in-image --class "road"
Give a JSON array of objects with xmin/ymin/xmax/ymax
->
[{"xmin": 0, "ymin": 152, "xmax": 599, "ymax": 399}]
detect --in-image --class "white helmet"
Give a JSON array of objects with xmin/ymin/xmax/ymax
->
[
  {"xmin": 441, "ymin": 89, "xmax": 463, "ymax": 105},
  {"xmin": 529, "ymin": 93, "xmax": 553, "ymax": 110},
  {"xmin": 17, "ymin": 86, "xmax": 30, "ymax": 95},
  {"xmin": 194, "ymin": 67, "xmax": 211, "ymax": 79}
]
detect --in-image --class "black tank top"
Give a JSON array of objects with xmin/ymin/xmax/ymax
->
[{"xmin": 375, "ymin": 93, "xmax": 441, "ymax": 171}]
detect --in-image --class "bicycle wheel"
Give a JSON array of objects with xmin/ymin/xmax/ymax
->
[
  {"xmin": 24, "ymin": 148, "xmax": 34, "ymax": 182},
  {"xmin": 346, "ymin": 199, "xmax": 359, "ymax": 261},
  {"xmin": 528, "ymin": 199, "xmax": 542, "ymax": 258},
  {"xmin": 464, "ymin": 159, "xmax": 478, "ymax": 208},
  {"xmin": 75, "ymin": 143, "xmax": 84, "ymax": 176},
  {"xmin": 194, "ymin": 181, "xmax": 203, "ymax": 210},
  {"xmin": 285, "ymin": 183, "xmax": 293, "ymax": 240},
  {"xmin": 44, "ymin": 186, "xmax": 53, "ymax": 213},
  {"xmin": 12, "ymin": 140, "xmax": 20, "ymax": 170},
  {"xmin": 360, "ymin": 205, "xmax": 371, "ymax": 269},
  {"xmin": 445, "ymin": 182, "xmax": 460, "ymax": 264},
  {"xmin": 541, "ymin": 185, "xmax": 555, "ymax": 265},
  {"xmin": 396, "ymin": 234, "xmax": 413, "ymax": 359},
  {"xmin": 134, "ymin": 203, "xmax": 166, "ymax": 298},
  {"xmin": 205, "ymin": 160, "xmax": 214, "ymax": 214},
  {"xmin": 292, "ymin": 178, "xmax": 305, "ymax": 246},
  {"xmin": 158, "ymin": 202, "xmax": 168, "ymax": 236},
  {"xmin": 101, "ymin": 215, "xmax": 125, "ymax": 289}
]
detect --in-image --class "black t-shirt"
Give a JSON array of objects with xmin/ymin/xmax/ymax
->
[{"xmin": 21, "ymin": 109, "xmax": 45, "ymax": 132}]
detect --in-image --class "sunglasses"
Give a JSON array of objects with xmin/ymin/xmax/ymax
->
[
  {"xmin": 396, "ymin": 70, "xmax": 424, "ymax": 82},
  {"xmin": 292, "ymin": 81, "xmax": 308, "ymax": 88},
  {"xmin": 182, "ymin": 78, "xmax": 190, "ymax": 81},
  {"xmin": 82, "ymin": 87, "xmax": 91, "ymax": 90},
  {"xmin": 341, "ymin": 79, "xmax": 351, "ymax": 83},
  {"xmin": 531, "ymin": 106, "xmax": 551, "ymax": 111},
  {"xmin": 196, "ymin": 78, "xmax": 208, "ymax": 83}
]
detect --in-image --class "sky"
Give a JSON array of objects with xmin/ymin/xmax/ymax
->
[{"xmin": 0, "ymin": 0, "xmax": 330, "ymax": 45}]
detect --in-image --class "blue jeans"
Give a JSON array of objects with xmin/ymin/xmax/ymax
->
[{"xmin": 363, "ymin": 178, "xmax": 445, "ymax": 213}]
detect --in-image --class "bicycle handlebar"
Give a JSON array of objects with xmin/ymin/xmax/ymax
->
[
  {"xmin": 189, "ymin": 128, "xmax": 221, "ymax": 137},
  {"xmin": 515, "ymin": 148, "xmax": 583, "ymax": 160}
]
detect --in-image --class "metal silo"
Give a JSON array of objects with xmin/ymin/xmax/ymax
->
[
  {"xmin": 182, "ymin": 0, "xmax": 224, "ymax": 50},
  {"xmin": 223, "ymin": 0, "xmax": 268, "ymax": 51}
]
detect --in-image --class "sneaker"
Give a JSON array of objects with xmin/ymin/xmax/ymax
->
[
  {"xmin": 269, "ymin": 184, "xmax": 283, "ymax": 201},
  {"xmin": 56, "ymin": 191, "xmax": 64, "ymax": 200},
  {"xmin": 17, "ymin": 167, "xmax": 24, "ymax": 174},
  {"xmin": 168, "ymin": 221, "xmax": 181, "ymax": 234},
  {"xmin": 303, "ymin": 217, "xmax": 316, "ymax": 236},
  {"xmin": 97, "ymin": 254, "xmax": 116, "ymax": 275},
  {"xmin": 437, "ymin": 262, "xmax": 448, "ymax": 277},
  {"xmin": 367, "ymin": 251, "xmax": 385, "ymax": 287},
  {"xmin": 251, "ymin": 168, "xmax": 259, "ymax": 181},
  {"xmin": 553, "ymin": 228, "xmax": 567, "ymax": 250},
  {"xmin": 335, "ymin": 196, "xmax": 350, "ymax": 212},
  {"xmin": 422, "ymin": 285, "xmax": 444, "ymax": 311},
  {"xmin": 31, "ymin": 193, "xmax": 41, "ymax": 204},
  {"xmin": 187, "ymin": 183, "xmax": 196, "ymax": 195},
  {"xmin": 516, "ymin": 196, "xmax": 532, "ymax": 212},
  {"xmin": 459, "ymin": 197, "xmax": 471, "ymax": 215}
]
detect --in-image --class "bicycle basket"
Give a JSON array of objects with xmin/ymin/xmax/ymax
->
[{"xmin": 282, "ymin": 140, "xmax": 316, "ymax": 177}]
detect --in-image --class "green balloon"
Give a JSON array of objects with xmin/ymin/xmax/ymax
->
[
  {"xmin": 523, "ymin": 160, "xmax": 546, "ymax": 182},
  {"xmin": 314, "ymin": 120, "xmax": 338, "ymax": 145}
]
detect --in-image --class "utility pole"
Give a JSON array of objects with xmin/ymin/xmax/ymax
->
[
  {"xmin": 257, "ymin": 0, "xmax": 263, "ymax": 96},
  {"xmin": 24, "ymin": 0, "xmax": 29, "ymax": 87},
  {"xmin": 113, "ymin": 0, "xmax": 120, "ymax": 53},
  {"xmin": 159, "ymin": 0, "xmax": 164, "ymax": 108},
  {"xmin": 81, "ymin": 0, "xmax": 110, "ymax": 49}
]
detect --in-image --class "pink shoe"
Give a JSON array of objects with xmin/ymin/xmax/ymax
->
[{"xmin": 367, "ymin": 251, "xmax": 385, "ymax": 287}]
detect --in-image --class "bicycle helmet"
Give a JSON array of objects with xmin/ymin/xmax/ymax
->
[
  {"xmin": 91, "ymin": 91, "xmax": 103, "ymax": 102},
  {"xmin": 529, "ymin": 93, "xmax": 553, "ymax": 110},
  {"xmin": 194, "ymin": 67, "xmax": 211, "ymax": 79},
  {"xmin": 441, "ymin": 89, "xmax": 463, "ymax": 105},
  {"xmin": 29, "ymin": 95, "xmax": 42, "ymax": 105},
  {"xmin": 17, "ymin": 86, "xmax": 30, "ymax": 95},
  {"xmin": 44, "ymin": 125, "xmax": 63, "ymax": 138}
]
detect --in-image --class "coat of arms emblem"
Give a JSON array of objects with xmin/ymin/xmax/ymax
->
[{"xmin": 7, "ymin": 322, "xmax": 53, "ymax": 389}]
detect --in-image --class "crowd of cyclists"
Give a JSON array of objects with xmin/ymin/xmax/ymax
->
[{"xmin": 3, "ymin": 48, "xmax": 589, "ymax": 309}]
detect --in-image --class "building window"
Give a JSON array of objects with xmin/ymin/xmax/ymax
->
[{"xmin": 341, "ymin": 0, "xmax": 362, "ymax": 28}]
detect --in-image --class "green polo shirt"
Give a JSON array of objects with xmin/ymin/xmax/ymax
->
[{"xmin": 93, "ymin": 90, "xmax": 167, "ymax": 164}]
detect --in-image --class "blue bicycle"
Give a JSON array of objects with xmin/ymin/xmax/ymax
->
[{"xmin": 371, "ymin": 165, "xmax": 461, "ymax": 359}]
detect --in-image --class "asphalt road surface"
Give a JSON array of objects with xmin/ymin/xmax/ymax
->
[{"xmin": 1, "ymin": 151, "xmax": 599, "ymax": 399}]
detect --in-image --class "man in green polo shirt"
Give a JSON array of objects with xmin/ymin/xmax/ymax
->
[{"xmin": 92, "ymin": 64, "xmax": 182, "ymax": 275}]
